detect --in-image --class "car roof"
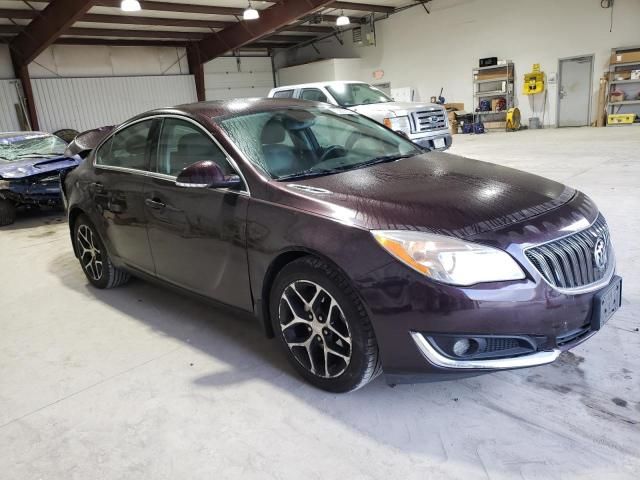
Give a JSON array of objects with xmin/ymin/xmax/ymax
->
[
  {"xmin": 271, "ymin": 80, "xmax": 367, "ymax": 90},
  {"xmin": 130, "ymin": 98, "xmax": 327, "ymax": 124}
]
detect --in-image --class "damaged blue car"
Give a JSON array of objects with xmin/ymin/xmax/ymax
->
[{"xmin": 0, "ymin": 131, "xmax": 79, "ymax": 226}]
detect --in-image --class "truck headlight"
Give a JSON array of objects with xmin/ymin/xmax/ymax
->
[
  {"xmin": 383, "ymin": 116, "xmax": 411, "ymax": 133},
  {"xmin": 372, "ymin": 230, "xmax": 525, "ymax": 286}
]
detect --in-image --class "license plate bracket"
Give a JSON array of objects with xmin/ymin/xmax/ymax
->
[{"xmin": 591, "ymin": 275, "xmax": 622, "ymax": 330}]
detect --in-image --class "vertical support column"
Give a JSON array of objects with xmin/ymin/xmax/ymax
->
[
  {"xmin": 187, "ymin": 43, "xmax": 206, "ymax": 102},
  {"xmin": 11, "ymin": 55, "xmax": 39, "ymax": 131}
]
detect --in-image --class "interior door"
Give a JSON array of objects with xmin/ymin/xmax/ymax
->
[
  {"xmin": 144, "ymin": 117, "xmax": 252, "ymax": 310},
  {"xmin": 92, "ymin": 119, "xmax": 157, "ymax": 273},
  {"xmin": 558, "ymin": 56, "xmax": 593, "ymax": 127}
]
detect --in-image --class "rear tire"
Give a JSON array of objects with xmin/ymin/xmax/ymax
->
[
  {"xmin": 270, "ymin": 256, "xmax": 381, "ymax": 393},
  {"xmin": 73, "ymin": 214, "xmax": 130, "ymax": 289},
  {"xmin": 0, "ymin": 199, "xmax": 16, "ymax": 226}
]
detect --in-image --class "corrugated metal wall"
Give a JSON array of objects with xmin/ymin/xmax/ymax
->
[
  {"xmin": 31, "ymin": 75, "xmax": 197, "ymax": 132},
  {"xmin": 0, "ymin": 80, "xmax": 23, "ymax": 132},
  {"xmin": 205, "ymin": 57, "xmax": 273, "ymax": 100}
]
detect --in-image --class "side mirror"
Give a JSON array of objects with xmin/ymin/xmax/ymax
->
[{"xmin": 175, "ymin": 160, "xmax": 242, "ymax": 189}]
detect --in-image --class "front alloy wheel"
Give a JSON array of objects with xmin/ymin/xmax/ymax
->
[
  {"xmin": 279, "ymin": 280, "xmax": 352, "ymax": 378},
  {"xmin": 271, "ymin": 257, "xmax": 381, "ymax": 393}
]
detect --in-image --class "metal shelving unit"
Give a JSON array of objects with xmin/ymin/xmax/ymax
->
[
  {"xmin": 472, "ymin": 62, "xmax": 515, "ymax": 130},
  {"xmin": 607, "ymin": 45, "xmax": 640, "ymax": 126}
]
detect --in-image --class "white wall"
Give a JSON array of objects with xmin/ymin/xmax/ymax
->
[
  {"xmin": 277, "ymin": 58, "xmax": 362, "ymax": 86},
  {"xmin": 277, "ymin": 0, "xmax": 640, "ymax": 126}
]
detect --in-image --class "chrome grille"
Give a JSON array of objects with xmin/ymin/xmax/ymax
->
[
  {"xmin": 411, "ymin": 109, "xmax": 447, "ymax": 133},
  {"xmin": 525, "ymin": 215, "xmax": 613, "ymax": 289}
]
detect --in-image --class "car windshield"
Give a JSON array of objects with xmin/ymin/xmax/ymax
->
[
  {"xmin": 219, "ymin": 106, "xmax": 422, "ymax": 180},
  {"xmin": 326, "ymin": 83, "xmax": 393, "ymax": 107},
  {"xmin": 0, "ymin": 134, "xmax": 67, "ymax": 162}
]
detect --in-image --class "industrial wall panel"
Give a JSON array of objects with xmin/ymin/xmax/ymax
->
[
  {"xmin": 31, "ymin": 75, "xmax": 197, "ymax": 132},
  {"xmin": 204, "ymin": 57, "xmax": 274, "ymax": 101},
  {"xmin": 0, "ymin": 80, "xmax": 22, "ymax": 132}
]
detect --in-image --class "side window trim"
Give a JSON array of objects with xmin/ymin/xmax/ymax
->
[{"xmin": 93, "ymin": 114, "xmax": 251, "ymax": 195}]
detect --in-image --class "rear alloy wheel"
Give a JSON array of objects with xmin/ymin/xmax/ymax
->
[
  {"xmin": 0, "ymin": 199, "xmax": 16, "ymax": 226},
  {"xmin": 271, "ymin": 257, "xmax": 381, "ymax": 392},
  {"xmin": 74, "ymin": 215, "xmax": 130, "ymax": 289}
]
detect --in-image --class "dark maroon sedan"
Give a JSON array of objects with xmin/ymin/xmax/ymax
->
[{"xmin": 63, "ymin": 98, "xmax": 621, "ymax": 392}]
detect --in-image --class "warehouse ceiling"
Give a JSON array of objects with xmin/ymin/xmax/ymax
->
[{"xmin": 0, "ymin": 0, "xmax": 419, "ymax": 54}]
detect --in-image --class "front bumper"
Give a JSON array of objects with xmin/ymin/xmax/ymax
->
[{"xmin": 411, "ymin": 130, "xmax": 452, "ymax": 151}]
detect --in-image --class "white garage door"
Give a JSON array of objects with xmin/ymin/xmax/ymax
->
[
  {"xmin": 31, "ymin": 75, "xmax": 197, "ymax": 133},
  {"xmin": 0, "ymin": 80, "xmax": 23, "ymax": 131},
  {"xmin": 204, "ymin": 57, "xmax": 273, "ymax": 101}
]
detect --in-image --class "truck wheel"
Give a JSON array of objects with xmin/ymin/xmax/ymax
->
[{"xmin": 0, "ymin": 199, "xmax": 16, "ymax": 226}]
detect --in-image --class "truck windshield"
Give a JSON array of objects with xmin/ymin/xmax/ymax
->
[
  {"xmin": 326, "ymin": 83, "xmax": 393, "ymax": 107},
  {"xmin": 0, "ymin": 134, "xmax": 67, "ymax": 162}
]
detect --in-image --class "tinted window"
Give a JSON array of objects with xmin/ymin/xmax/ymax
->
[
  {"xmin": 272, "ymin": 89, "xmax": 294, "ymax": 98},
  {"xmin": 96, "ymin": 120, "xmax": 152, "ymax": 170},
  {"xmin": 300, "ymin": 88, "xmax": 328, "ymax": 103},
  {"xmin": 155, "ymin": 118, "xmax": 233, "ymax": 177}
]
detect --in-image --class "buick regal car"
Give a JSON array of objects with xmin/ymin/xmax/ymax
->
[
  {"xmin": 0, "ymin": 131, "xmax": 80, "ymax": 226},
  {"xmin": 62, "ymin": 98, "xmax": 622, "ymax": 392}
]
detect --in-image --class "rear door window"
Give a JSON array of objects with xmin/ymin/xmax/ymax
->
[
  {"xmin": 96, "ymin": 120, "xmax": 153, "ymax": 170},
  {"xmin": 300, "ymin": 88, "xmax": 328, "ymax": 103},
  {"xmin": 272, "ymin": 89, "xmax": 294, "ymax": 99}
]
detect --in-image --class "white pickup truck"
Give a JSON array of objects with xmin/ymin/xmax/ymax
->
[{"xmin": 268, "ymin": 81, "xmax": 452, "ymax": 151}]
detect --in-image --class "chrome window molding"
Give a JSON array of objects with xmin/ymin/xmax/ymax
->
[
  {"xmin": 92, "ymin": 113, "xmax": 250, "ymax": 196},
  {"xmin": 410, "ymin": 332, "xmax": 561, "ymax": 370},
  {"xmin": 523, "ymin": 214, "xmax": 615, "ymax": 294}
]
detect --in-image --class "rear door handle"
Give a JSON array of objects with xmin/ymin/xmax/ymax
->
[
  {"xmin": 145, "ymin": 198, "xmax": 166, "ymax": 210},
  {"xmin": 90, "ymin": 182, "xmax": 104, "ymax": 193}
]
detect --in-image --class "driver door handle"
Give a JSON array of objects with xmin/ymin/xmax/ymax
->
[{"xmin": 145, "ymin": 198, "xmax": 166, "ymax": 210}]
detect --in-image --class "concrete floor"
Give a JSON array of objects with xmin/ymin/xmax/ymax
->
[{"xmin": 1, "ymin": 127, "xmax": 638, "ymax": 479}]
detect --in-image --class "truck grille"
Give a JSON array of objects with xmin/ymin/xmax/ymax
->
[
  {"xmin": 525, "ymin": 215, "xmax": 613, "ymax": 290},
  {"xmin": 411, "ymin": 109, "xmax": 447, "ymax": 133}
]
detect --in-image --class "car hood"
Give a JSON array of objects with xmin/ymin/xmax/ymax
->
[
  {"xmin": 0, "ymin": 155, "xmax": 80, "ymax": 179},
  {"xmin": 350, "ymin": 101, "xmax": 442, "ymax": 119},
  {"xmin": 269, "ymin": 153, "xmax": 576, "ymax": 239}
]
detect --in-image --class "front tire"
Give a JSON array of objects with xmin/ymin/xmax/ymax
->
[
  {"xmin": 74, "ymin": 215, "xmax": 130, "ymax": 289},
  {"xmin": 0, "ymin": 199, "xmax": 16, "ymax": 226},
  {"xmin": 270, "ymin": 257, "xmax": 381, "ymax": 393}
]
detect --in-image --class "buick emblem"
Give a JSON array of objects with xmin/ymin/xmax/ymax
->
[{"xmin": 593, "ymin": 237, "xmax": 607, "ymax": 270}]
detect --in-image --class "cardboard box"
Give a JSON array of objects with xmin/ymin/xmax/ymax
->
[
  {"xmin": 610, "ymin": 71, "xmax": 631, "ymax": 81},
  {"xmin": 631, "ymin": 70, "xmax": 640, "ymax": 80},
  {"xmin": 611, "ymin": 50, "xmax": 640, "ymax": 65},
  {"xmin": 474, "ymin": 66, "xmax": 513, "ymax": 81},
  {"xmin": 610, "ymin": 91, "xmax": 625, "ymax": 102},
  {"xmin": 444, "ymin": 103, "xmax": 464, "ymax": 112}
]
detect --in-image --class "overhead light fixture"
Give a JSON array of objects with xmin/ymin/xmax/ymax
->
[
  {"xmin": 336, "ymin": 10, "xmax": 350, "ymax": 26},
  {"xmin": 120, "ymin": 0, "xmax": 141, "ymax": 11},
  {"xmin": 243, "ymin": 1, "xmax": 259, "ymax": 20}
]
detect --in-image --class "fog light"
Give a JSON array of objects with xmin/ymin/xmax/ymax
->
[{"xmin": 452, "ymin": 338, "xmax": 471, "ymax": 357}]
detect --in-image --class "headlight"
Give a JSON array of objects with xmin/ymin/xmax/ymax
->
[
  {"xmin": 372, "ymin": 230, "xmax": 525, "ymax": 286},
  {"xmin": 0, "ymin": 180, "xmax": 9, "ymax": 189},
  {"xmin": 383, "ymin": 116, "xmax": 411, "ymax": 133},
  {"xmin": 37, "ymin": 175, "xmax": 60, "ymax": 183}
]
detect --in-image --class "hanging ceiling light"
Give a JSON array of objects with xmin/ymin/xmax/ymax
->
[
  {"xmin": 243, "ymin": 1, "xmax": 260, "ymax": 20},
  {"xmin": 120, "ymin": 0, "xmax": 141, "ymax": 12},
  {"xmin": 336, "ymin": 10, "xmax": 350, "ymax": 26}
]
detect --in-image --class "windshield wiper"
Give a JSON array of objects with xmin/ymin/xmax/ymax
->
[
  {"xmin": 16, "ymin": 152, "xmax": 63, "ymax": 158},
  {"xmin": 276, "ymin": 154, "xmax": 416, "ymax": 181}
]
